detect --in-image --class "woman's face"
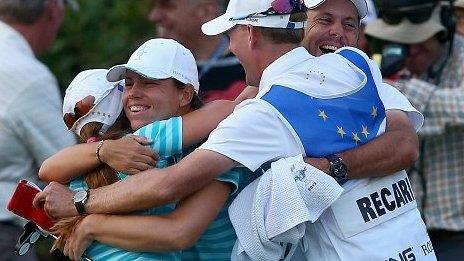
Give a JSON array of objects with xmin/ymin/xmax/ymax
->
[{"xmin": 123, "ymin": 71, "xmax": 184, "ymax": 130}]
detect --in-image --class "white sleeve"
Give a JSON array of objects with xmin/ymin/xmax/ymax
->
[
  {"xmin": 8, "ymin": 78, "xmax": 76, "ymax": 164},
  {"xmin": 367, "ymin": 57, "xmax": 424, "ymax": 132},
  {"xmin": 199, "ymin": 99, "xmax": 298, "ymax": 171},
  {"xmin": 377, "ymin": 83, "xmax": 424, "ymax": 132}
]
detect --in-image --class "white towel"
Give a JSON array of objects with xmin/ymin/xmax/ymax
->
[{"xmin": 229, "ymin": 155, "xmax": 344, "ymax": 261}]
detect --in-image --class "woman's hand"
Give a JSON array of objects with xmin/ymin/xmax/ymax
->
[
  {"xmin": 63, "ymin": 214, "xmax": 99, "ymax": 260},
  {"xmin": 99, "ymin": 135, "xmax": 159, "ymax": 174}
]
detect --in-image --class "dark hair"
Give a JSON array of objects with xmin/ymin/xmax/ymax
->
[
  {"xmin": 0, "ymin": 0, "xmax": 50, "ymax": 24},
  {"xmin": 173, "ymin": 78, "xmax": 204, "ymax": 110},
  {"xmin": 258, "ymin": 12, "xmax": 307, "ymax": 44}
]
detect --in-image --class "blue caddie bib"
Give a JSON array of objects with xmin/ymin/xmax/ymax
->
[{"xmin": 261, "ymin": 49, "xmax": 386, "ymax": 158}]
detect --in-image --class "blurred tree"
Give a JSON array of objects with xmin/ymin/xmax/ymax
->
[{"xmin": 40, "ymin": 0, "xmax": 155, "ymax": 93}]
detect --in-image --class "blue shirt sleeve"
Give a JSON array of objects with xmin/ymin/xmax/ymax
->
[{"xmin": 132, "ymin": 116, "xmax": 183, "ymax": 157}]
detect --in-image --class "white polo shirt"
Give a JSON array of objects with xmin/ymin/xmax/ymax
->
[{"xmin": 200, "ymin": 47, "xmax": 434, "ymax": 260}]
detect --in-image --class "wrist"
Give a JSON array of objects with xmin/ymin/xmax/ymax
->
[
  {"xmin": 95, "ymin": 141, "xmax": 105, "ymax": 164},
  {"xmin": 303, "ymin": 157, "xmax": 330, "ymax": 174},
  {"xmin": 325, "ymin": 154, "xmax": 348, "ymax": 182},
  {"xmin": 81, "ymin": 214, "xmax": 97, "ymax": 239},
  {"xmin": 84, "ymin": 214, "xmax": 106, "ymax": 239}
]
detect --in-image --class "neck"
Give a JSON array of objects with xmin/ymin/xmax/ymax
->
[
  {"xmin": 176, "ymin": 105, "xmax": 193, "ymax": 117},
  {"xmin": 189, "ymin": 34, "xmax": 224, "ymax": 61},
  {"xmin": 253, "ymin": 43, "xmax": 299, "ymax": 85},
  {"xmin": 7, "ymin": 21, "xmax": 46, "ymax": 55}
]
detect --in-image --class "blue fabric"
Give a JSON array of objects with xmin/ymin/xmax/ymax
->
[{"xmin": 261, "ymin": 49, "xmax": 385, "ymax": 158}]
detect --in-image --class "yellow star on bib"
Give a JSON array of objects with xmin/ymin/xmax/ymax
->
[
  {"xmin": 337, "ymin": 126, "xmax": 346, "ymax": 138},
  {"xmin": 361, "ymin": 125, "xmax": 370, "ymax": 138},
  {"xmin": 352, "ymin": 132, "xmax": 361, "ymax": 145},
  {"xmin": 371, "ymin": 106, "xmax": 378, "ymax": 118},
  {"xmin": 318, "ymin": 110, "xmax": 329, "ymax": 121}
]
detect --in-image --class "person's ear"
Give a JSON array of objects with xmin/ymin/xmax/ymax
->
[
  {"xmin": 179, "ymin": 85, "xmax": 195, "ymax": 107},
  {"xmin": 46, "ymin": 0, "xmax": 64, "ymax": 22},
  {"xmin": 248, "ymin": 25, "xmax": 260, "ymax": 49}
]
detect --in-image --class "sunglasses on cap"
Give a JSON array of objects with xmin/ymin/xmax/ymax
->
[
  {"xmin": 380, "ymin": 3, "xmax": 436, "ymax": 25},
  {"xmin": 63, "ymin": 96, "xmax": 96, "ymax": 130},
  {"xmin": 230, "ymin": 0, "xmax": 307, "ymax": 21}
]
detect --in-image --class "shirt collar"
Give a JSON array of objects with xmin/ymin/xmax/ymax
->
[
  {"xmin": 0, "ymin": 21, "xmax": 35, "ymax": 58},
  {"xmin": 259, "ymin": 47, "xmax": 313, "ymax": 91}
]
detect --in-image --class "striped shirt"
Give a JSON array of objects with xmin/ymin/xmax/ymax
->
[
  {"xmin": 395, "ymin": 35, "xmax": 464, "ymax": 231},
  {"xmin": 0, "ymin": 21, "xmax": 75, "ymax": 223},
  {"xmin": 182, "ymin": 167, "xmax": 261, "ymax": 260},
  {"xmin": 69, "ymin": 117, "xmax": 183, "ymax": 260}
]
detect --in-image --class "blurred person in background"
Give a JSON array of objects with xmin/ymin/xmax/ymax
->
[
  {"xmin": 148, "ymin": 0, "xmax": 246, "ymax": 103},
  {"xmin": 0, "ymin": 0, "xmax": 77, "ymax": 260},
  {"xmin": 358, "ymin": 0, "xmax": 377, "ymax": 56},
  {"xmin": 366, "ymin": 0, "xmax": 464, "ymax": 259},
  {"xmin": 455, "ymin": 0, "xmax": 464, "ymax": 36}
]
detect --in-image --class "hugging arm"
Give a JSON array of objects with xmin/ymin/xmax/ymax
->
[
  {"xmin": 38, "ymin": 98, "xmax": 245, "ymax": 184},
  {"xmin": 63, "ymin": 180, "xmax": 232, "ymax": 259},
  {"xmin": 306, "ymin": 110, "xmax": 419, "ymax": 177}
]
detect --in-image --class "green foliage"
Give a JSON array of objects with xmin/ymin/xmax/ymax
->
[{"xmin": 40, "ymin": 0, "xmax": 155, "ymax": 93}]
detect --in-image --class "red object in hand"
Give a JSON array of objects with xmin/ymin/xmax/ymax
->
[{"xmin": 7, "ymin": 180, "xmax": 55, "ymax": 231}]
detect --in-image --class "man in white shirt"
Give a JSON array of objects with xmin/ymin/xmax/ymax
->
[{"xmin": 0, "ymin": 1, "xmax": 76, "ymax": 260}]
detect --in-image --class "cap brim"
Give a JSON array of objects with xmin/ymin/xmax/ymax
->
[
  {"xmin": 106, "ymin": 65, "xmax": 127, "ymax": 82},
  {"xmin": 304, "ymin": 0, "xmax": 325, "ymax": 9},
  {"xmin": 352, "ymin": 0, "xmax": 368, "ymax": 19},
  {"xmin": 107, "ymin": 64, "xmax": 171, "ymax": 82},
  {"xmin": 365, "ymin": 18, "xmax": 446, "ymax": 44},
  {"xmin": 202, "ymin": 14, "xmax": 236, "ymax": 36}
]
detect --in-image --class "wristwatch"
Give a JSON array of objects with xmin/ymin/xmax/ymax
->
[
  {"xmin": 73, "ymin": 190, "xmax": 89, "ymax": 215},
  {"xmin": 325, "ymin": 154, "xmax": 348, "ymax": 182}
]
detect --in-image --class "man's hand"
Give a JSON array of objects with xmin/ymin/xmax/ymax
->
[
  {"xmin": 63, "ymin": 215, "xmax": 95, "ymax": 260},
  {"xmin": 33, "ymin": 182, "xmax": 78, "ymax": 219},
  {"xmin": 100, "ymin": 135, "xmax": 158, "ymax": 175}
]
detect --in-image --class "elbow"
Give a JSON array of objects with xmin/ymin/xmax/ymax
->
[
  {"xmin": 401, "ymin": 133, "xmax": 420, "ymax": 167},
  {"xmin": 38, "ymin": 159, "xmax": 53, "ymax": 182}
]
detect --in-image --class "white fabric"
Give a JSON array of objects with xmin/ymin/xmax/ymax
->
[
  {"xmin": 201, "ymin": 0, "xmax": 312, "ymax": 36},
  {"xmin": 307, "ymin": 0, "xmax": 368, "ymax": 19},
  {"xmin": 107, "ymin": 39, "xmax": 199, "ymax": 92},
  {"xmin": 361, "ymin": 0, "xmax": 377, "ymax": 25},
  {"xmin": 0, "ymin": 21, "xmax": 76, "ymax": 223},
  {"xmin": 200, "ymin": 47, "xmax": 430, "ymax": 260},
  {"xmin": 229, "ymin": 155, "xmax": 343, "ymax": 261},
  {"xmin": 63, "ymin": 69, "xmax": 124, "ymax": 135}
]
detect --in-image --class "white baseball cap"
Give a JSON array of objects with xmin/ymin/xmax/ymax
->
[
  {"xmin": 202, "ymin": 0, "xmax": 312, "ymax": 36},
  {"xmin": 107, "ymin": 38, "xmax": 199, "ymax": 93},
  {"xmin": 63, "ymin": 69, "xmax": 124, "ymax": 136},
  {"xmin": 306, "ymin": 0, "xmax": 368, "ymax": 19}
]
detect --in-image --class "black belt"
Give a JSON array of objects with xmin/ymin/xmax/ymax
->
[{"xmin": 428, "ymin": 229, "xmax": 464, "ymax": 241}]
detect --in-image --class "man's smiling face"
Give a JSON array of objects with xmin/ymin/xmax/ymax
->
[{"xmin": 302, "ymin": 0, "xmax": 360, "ymax": 56}]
